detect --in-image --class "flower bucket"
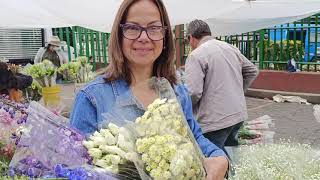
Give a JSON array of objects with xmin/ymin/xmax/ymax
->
[{"xmin": 42, "ymin": 85, "xmax": 61, "ymax": 107}]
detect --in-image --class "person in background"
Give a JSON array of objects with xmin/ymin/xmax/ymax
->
[
  {"xmin": 60, "ymin": 41, "xmax": 75, "ymax": 60},
  {"xmin": 185, "ymin": 19, "xmax": 259, "ymax": 156},
  {"xmin": 0, "ymin": 62, "xmax": 33, "ymax": 102},
  {"xmin": 70, "ymin": 0, "xmax": 229, "ymax": 179},
  {"xmin": 34, "ymin": 36, "xmax": 68, "ymax": 67}
]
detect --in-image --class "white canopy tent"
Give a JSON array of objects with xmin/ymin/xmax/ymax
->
[
  {"xmin": 206, "ymin": 0, "xmax": 320, "ymax": 36},
  {"xmin": 0, "ymin": 0, "xmax": 320, "ymax": 36}
]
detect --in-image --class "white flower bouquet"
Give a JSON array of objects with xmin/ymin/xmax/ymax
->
[
  {"xmin": 88, "ymin": 77, "xmax": 206, "ymax": 180},
  {"xmin": 133, "ymin": 97, "xmax": 205, "ymax": 180},
  {"xmin": 82, "ymin": 122, "xmax": 139, "ymax": 179}
]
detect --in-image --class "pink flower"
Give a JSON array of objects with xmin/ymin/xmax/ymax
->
[
  {"xmin": 1, "ymin": 143, "xmax": 15, "ymax": 159},
  {"xmin": 0, "ymin": 109, "xmax": 14, "ymax": 125}
]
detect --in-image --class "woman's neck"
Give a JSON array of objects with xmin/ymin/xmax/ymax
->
[{"xmin": 130, "ymin": 65, "xmax": 153, "ymax": 86}]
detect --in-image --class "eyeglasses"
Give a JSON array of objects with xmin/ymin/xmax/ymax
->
[{"xmin": 120, "ymin": 24, "xmax": 167, "ymax": 41}]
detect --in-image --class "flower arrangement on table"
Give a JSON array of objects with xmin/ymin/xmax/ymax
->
[
  {"xmin": 57, "ymin": 56, "xmax": 95, "ymax": 84},
  {"xmin": 0, "ymin": 95, "xmax": 28, "ymax": 176},
  {"xmin": 8, "ymin": 101, "xmax": 127, "ymax": 179},
  {"xmin": 23, "ymin": 60, "xmax": 57, "ymax": 88}
]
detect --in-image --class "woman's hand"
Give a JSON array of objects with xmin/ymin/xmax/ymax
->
[{"xmin": 204, "ymin": 156, "xmax": 229, "ymax": 180}]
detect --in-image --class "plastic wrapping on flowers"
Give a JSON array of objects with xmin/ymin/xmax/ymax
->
[
  {"xmin": 238, "ymin": 115, "xmax": 275, "ymax": 145},
  {"xmin": 41, "ymin": 164, "xmax": 121, "ymax": 180},
  {"xmin": 0, "ymin": 95, "xmax": 28, "ymax": 176},
  {"xmin": 87, "ymin": 77, "xmax": 206, "ymax": 180},
  {"xmin": 9, "ymin": 101, "xmax": 92, "ymax": 178}
]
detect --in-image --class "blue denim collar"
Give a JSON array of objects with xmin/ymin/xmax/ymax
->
[{"xmin": 112, "ymin": 79, "xmax": 145, "ymax": 110}]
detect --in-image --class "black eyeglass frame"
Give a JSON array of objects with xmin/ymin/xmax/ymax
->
[{"xmin": 120, "ymin": 24, "xmax": 168, "ymax": 41}]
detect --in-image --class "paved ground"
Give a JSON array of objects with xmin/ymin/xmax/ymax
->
[
  {"xmin": 246, "ymin": 97, "xmax": 320, "ymax": 148},
  {"xmin": 58, "ymin": 84, "xmax": 320, "ymax": 148}
]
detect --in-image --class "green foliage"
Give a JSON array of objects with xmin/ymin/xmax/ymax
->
[{"xmin": 258, "ymin": 40, "xmax": 304, "ymax": 70}]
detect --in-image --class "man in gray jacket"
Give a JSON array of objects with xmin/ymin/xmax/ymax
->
[{"xmin": 185, "ymin": 19, "xmax": 258, "ymax": 155}]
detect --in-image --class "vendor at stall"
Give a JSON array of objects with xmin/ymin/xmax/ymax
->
[{"xmin": 34, "ymin": 36, "xmax": 68, "ymax": 67}]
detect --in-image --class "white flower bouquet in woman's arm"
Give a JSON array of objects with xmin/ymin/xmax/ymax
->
[
  {"xmin": 88, "ymin": 77, "xmax": 206, "ymax": 180},
  {"xmin": 133, "ymin": 97, "xmax": 206, "ymax": 180},
  {"xmin": 131, "ymin": 77, "xmax": 206, "ymax": 180},
  {"xmin": 82, "ymin": 104, "xmax": 142, "ymax": 179}
]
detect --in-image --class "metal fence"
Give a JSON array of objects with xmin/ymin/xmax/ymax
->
[
  {"xmin": 180, "ymin": 14, "xmax": 320, "ymax": 72},
  {"xmin": 53, "ymin": 14, "xmax": 320, "ymax": 72},
  {"xmin": 53, "ymin": 27, "xmax": 110, "ymax": 70}
]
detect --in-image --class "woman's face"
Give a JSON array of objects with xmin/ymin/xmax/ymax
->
[
  {"xmin": 49, "ymin": 45, "xmax": 59, "ymax": 51},
  {"xmin": 122, "ymin": 0, "xmax": 164, "ymax": 71}
]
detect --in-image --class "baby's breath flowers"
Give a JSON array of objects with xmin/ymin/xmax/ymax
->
[{"xmin": 231, "ymin": 142, "xmax": 320, "ymax": 180}]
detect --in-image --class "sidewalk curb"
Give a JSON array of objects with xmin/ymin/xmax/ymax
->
[{"xmin": 246, "ymin": 88, "xmax": 320, "ymax": 104}]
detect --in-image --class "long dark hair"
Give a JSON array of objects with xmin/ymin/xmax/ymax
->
[{"xmin": 105, "ymin": 0, "xmax": 177, "ymax": 85}]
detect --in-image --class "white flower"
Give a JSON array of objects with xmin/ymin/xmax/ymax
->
[
  {"xmin": 118, "ymin": 127, "xmax": 131, "ymax": 140},
  {"xmin": 83, "ymin": 140, "xmax": 95, "ymax": 149},
  {"xmin": 95, "ymin": 159, "xmax": 109, "ymax": 168},
  {"xmin": 103, "ymin": 154, "xmax": 121, "ymax": 165},
  {"xmin": 93, "ymin": 131, "xmax": 102, "ymax": 137},
  {"xmin": 88, "ymin": 148, "xmax": 102, "ymax": 159},
  {"xmin": 125, "ymin": 152, "xmax": 139, "ymax": 162},
  {"xmin": 108, "ymin": 123, "xmax": 120, "ymax": 136},
  {"xmin": 117, "ymin": 133, "xmax": 134, "ymax": 152},
  {"xmin": 92, "ymin": 136, "xmax": 107, "ymax": 147},
  {"xmin": 100, "ymin": 129, "xmax": 116, "ymax": 145},
  {"xmin": 231, "ymin": 142, "xmax": 320, "ymax": 180},
  {"xmin": 100, "ymin": 145, "xmax": 127, "ymax": 158},
  {"xmin": 133, "ymin": 98, "xmax": 205, "ymax": 179}
]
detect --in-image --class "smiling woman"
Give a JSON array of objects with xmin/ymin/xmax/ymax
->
[
  {"xmin": 105, "ymin": 0, "xmax": 176, "ymax": 86},
  {"xmin": 70, "ymin": 0, "xmax": 229, "ymax": 179}
]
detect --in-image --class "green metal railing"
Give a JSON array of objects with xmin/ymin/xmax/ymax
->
[
  {"xmin": 181, "ymin": 13, "xmax": 320, "ymax": 72},
  {"xmin": 52, "ymin": 27, "xmax": 110, "ymax": 70},
  {"xmin": 52, "ymin": 14, "xmax": 320, "ymax": 72}
]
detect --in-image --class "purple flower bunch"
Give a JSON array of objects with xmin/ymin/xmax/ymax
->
[
  {"xmin": 42, "ymin": 164, "xmax": 120, "ymax": 180},
  {"xmin": 0, "ymin": 95, "xmax": 28, "ymax": 161},
  {"xmin": 9, "ymin": 102, "xmax": 92, "ymax": 178},
  {"xmin": 8, "ymin": 156, "xmax": 50, "ymax": 178}
]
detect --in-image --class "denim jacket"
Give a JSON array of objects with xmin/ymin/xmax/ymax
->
[{"xmin": 70, "ymin": 76, "xmax": 226, "ymax": 158}]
